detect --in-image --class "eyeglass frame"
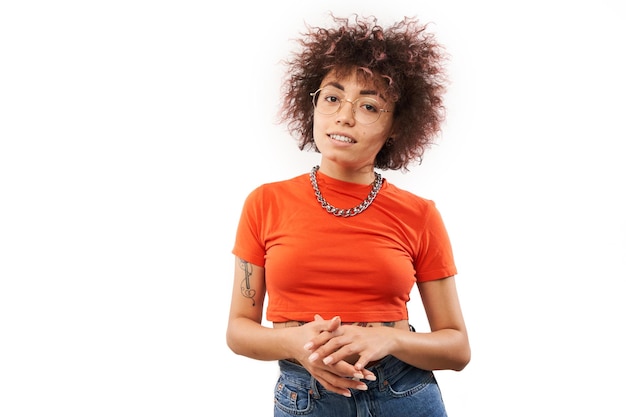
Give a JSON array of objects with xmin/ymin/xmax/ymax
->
[{"xmin": 309, "ymin": 88, "xmax": 392, "ymax": 125}]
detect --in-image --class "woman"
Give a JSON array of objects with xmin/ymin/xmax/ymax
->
[{"xmin": 226, "ymin": 14, "xmax": 470, "ymax": 417}]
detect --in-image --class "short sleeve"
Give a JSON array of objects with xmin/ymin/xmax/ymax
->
[
  {"xmin": 231, "ymin": 186, "xmax": 266, "ymax": 267},
  {"xmin": 414, "ymin": 202, "xmax": 457, "ymax": 282}
]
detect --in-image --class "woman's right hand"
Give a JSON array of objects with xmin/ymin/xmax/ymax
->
[{"xmin": 296, "ymin": 315, "xmax": 377, "ymax": 397}]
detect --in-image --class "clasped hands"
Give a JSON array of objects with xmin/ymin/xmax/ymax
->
[{"xmin": 296, "ymin": 314, "xmax": 388, "ymax": 397}]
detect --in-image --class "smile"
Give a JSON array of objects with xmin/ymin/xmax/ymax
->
[{"xmin": 329, "ymin": 134, "xmax": 356, "ymax": 143}]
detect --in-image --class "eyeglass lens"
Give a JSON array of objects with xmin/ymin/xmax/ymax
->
[{"xmin": 312, "ymin": 88, "xmax": 385, "ymax": 124}]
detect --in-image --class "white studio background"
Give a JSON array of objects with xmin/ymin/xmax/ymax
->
[{"xmin": 1, "ymin": 1, "xmax": 624, "ymax": 416}]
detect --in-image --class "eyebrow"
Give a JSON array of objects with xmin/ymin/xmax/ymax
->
[{"xmin": 322, "ymin": 81, "xmax": 380, "ymax": 98}]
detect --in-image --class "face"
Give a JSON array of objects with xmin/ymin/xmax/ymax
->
[{"xmin": 312, "ymin": 69, "xmax": 395, "ymax": 173}]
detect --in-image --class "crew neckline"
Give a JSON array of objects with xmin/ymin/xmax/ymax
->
[{"xmin": 312, "ymin": 169, "xmax": 386, "ymax": 190}]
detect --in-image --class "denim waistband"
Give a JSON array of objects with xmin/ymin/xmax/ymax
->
[{"xmin": 278, "ymin": 355, "xmax": 425, "ymax": 393}]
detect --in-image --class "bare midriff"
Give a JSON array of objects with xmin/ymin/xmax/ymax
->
[
  {"xmin": 273, "ymin": 319, "xmax": 411, "ymax": 366},
  {"xmin": 273, "ymin": 319, "xmax": 410, "ymax": 330}
]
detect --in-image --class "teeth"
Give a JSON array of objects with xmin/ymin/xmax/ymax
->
[{"xmin": 330, "ymin": 134, "xmax": 355, "ymax": 143}]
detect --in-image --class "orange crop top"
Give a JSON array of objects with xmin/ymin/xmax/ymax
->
[{"xmin": 232, "ymin": 171, "xmax": 457, "ymax": 323}]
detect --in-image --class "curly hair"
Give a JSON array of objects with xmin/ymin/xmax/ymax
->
[{"xmin": 279, "ymin": 14, "xmax": 449, "ymax": 171}]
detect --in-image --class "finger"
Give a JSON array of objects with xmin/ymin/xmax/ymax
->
[
  {"xmin": 304, "ymin": 331, "xmax": 337, "ymax": 353},
  {"xmin": 312, "ymin": 314, "xmax": 341, "ymax": 331},
  {"xmin": 350, "ymin": 360, "xmax": 377, "ymax": 381},
  {"xmin": 315, "ymin": 373, "xmax": 353, "ymax": 397},
  {"xmin": 304, "ymin": 319, "xmax": 343, "ymax": 352},
  {"xmin": 361, "ymin": 369, "xmax": 377, "ymax": 381},
  {"xmin": 323, "ymin": 360, "xmax": 367, "ymax": 380},
  {"xmin": 353, "ymin": 355, "xmax": 373, "ymax": 371},
  {"xmin": 327, "ymin": 316, "xmax": 341, "ymax": 331},
  {"xmin": 318, "ymin": 379, "xmax": 352, "ymax": 397},
  {"xmin": 314, "ymin": 337, "xmax": 352, "ymax": 364},
  {"xmin": 317, "ymin": 370, "xmax": 369, "ymax": 395}
]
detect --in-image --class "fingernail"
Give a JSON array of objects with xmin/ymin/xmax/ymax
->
[
  {"xmin": 303, "ymin": 342, "xmax": 313, "ymax": 350},
  {"xmin": 342, "ymin": 391, "xmax": 352, "ymax": 397},
  {"xmin": 322, "ymin": 356, "xmax": 333, "ymax": 365},
  {"xmin": 308, "ymin": 353, "xmax": 319, "ymax": 362},
  {"xmin": 356, "ymin": 384, "xmax": 368, "ymax": 391},
  {"xmin": 353, "ymin": 372, "xmax": 364, "ymax": 379},
  {"xmin": 365, "ymin": 374, "xmax": 377, "ymax": 381}
]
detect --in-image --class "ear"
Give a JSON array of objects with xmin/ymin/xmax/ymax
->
[{"xmin": 387, "ymin": 125, "xmax": 397, "ymax": 142}]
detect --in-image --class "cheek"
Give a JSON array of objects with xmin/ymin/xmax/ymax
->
[
  {"xmin": 313, "ymin": 115, "xmax": 335, "ymax": 137},
  {"xmin": 312, "ymin": 120, "xmax": 324, "ymax": 139},
  {"xmin": 361, "ymin": 128, "xmax": 390, "ymax": 147},
  {"xmin": 312, "ymin": 121, "xmax": 327, "ymax": 148}
]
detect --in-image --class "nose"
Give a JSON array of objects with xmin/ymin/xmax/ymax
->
[{"xmin": 335, "ymin": 99, "xmax": 356, "ymax": 124}]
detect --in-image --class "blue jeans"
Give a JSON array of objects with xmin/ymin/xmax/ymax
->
[{"xmin": 274, "ymin": 355, "xmax": 448, "ymax": 417}]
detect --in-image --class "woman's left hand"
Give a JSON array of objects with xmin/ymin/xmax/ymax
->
[{"xmin": 305, "ymin": 319, "xmax": 394, "ymax": 372}]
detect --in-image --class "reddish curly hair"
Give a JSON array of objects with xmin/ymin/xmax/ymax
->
[{"xmin": 279, "ymin": 14, "xmax": 449, "ymax": 171}]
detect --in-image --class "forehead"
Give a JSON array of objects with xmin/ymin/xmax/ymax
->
[{"xmin": 320, "ymin": 68, "xmax": 388, "ymax": 93}]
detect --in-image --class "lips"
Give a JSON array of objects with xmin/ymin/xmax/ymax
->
[{"xmin": 329, "ymin": 133, "xmax": 356, "ymax": 143}]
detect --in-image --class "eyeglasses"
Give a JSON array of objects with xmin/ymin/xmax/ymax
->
[{"xmin": 310, "ymin": 87, "xmax": 391, "ymax": 125}]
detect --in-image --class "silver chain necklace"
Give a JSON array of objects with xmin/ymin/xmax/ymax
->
[{"xmin": 309, "ymin": 165, "xmax": 383, "ymax": 217}]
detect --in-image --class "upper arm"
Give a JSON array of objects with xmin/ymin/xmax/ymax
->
[
  {"xmin": 417, "ymin": 276, "xmax": 467, "ymax": 334},
  {"xmin": 228, "ymin": 256, "xmax": 266, "ymax": 324}
]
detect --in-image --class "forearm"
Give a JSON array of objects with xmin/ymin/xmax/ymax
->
[
  {"xmin": 226, "ymin": 317, "xmax": 297, "ymax": 361},
  {"xmin": 391, "ymin": 328, "xmax": 470, "ymax": 371}
]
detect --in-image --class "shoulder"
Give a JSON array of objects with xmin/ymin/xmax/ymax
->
[
  {"xmin": 382, "ymin": 181, "xmax": 437, "ymax": 211},
  {"xmin": 243, "ymin": 173, "xmax": 309, "ymax": 205},
  {"xmin": 249, "ymin": 173, "xmax": 308, "ymax": 194}
]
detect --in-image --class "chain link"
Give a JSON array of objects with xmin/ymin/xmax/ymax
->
[{"xmin": 309, "ymin": 165, "xmax": 383, "ymax": 217}]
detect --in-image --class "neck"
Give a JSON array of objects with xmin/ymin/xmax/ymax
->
[{"xmin": 316, "ymin": 162, "xmax": 376, "ymax": 185}]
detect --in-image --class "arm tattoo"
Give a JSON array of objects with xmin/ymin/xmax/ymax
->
[{"xmin": 238, "ymin": 258, "xmax": 256, "ymax": 306}]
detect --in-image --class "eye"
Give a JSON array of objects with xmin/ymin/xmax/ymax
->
[
  {"xmin": 360, "ymin": 99, "xmax": 381, "ymax": 113},
  {"xmin": 323, "ymin": 93, "xmax": 340, "ymax": 104}
]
